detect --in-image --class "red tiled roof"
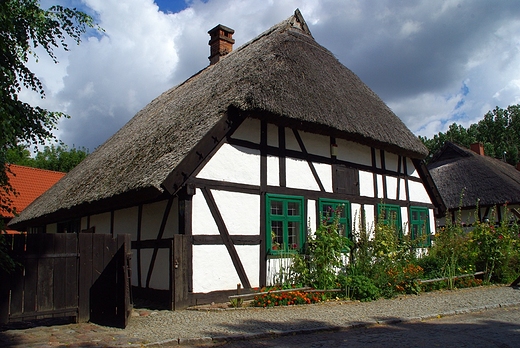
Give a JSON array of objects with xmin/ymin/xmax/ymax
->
[{"xmin": 1, "ymin": 164, "xmax": 66, "ymax": 218}]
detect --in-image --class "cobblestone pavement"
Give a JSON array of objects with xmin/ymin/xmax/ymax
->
[
  {"xmin": 214, "ymin": 305, "xmax": 520, "ymax": 347},
  {"xmin": 0, "ymin": 285, "xmax": 519, "ymax": 347}
]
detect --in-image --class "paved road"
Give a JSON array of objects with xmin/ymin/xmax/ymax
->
[{"xmin": 208, "ymin": 305, "xmax": 520, "ymax": 348}]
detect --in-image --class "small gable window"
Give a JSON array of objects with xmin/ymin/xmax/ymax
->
[{"xmin": 266, "ymin": 194, "xmax": 305, "ymax": 255}]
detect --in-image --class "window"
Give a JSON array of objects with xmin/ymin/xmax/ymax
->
[
  {"xmin": 410, "ymin": 206, "xmax": 431, "ymax": 247},
  {"xmin": 266, "ymin": 194, "xmax": 305, "ymax": 254},
  {"xmin": 318, "ymin": 198, "xmax": 351, "ymax": 239},
  {"xmin": 378, "ymin": 203, "xmax": 402, "ymax": 236}
]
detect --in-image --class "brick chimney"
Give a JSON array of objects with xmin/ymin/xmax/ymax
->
[
  {"xmin": 208, "ymin": 24, "xmax": 235, "ymax": 65},
  {"xmin": 470, "ymin": 142, "xmax": 484, "ymax": 156}
]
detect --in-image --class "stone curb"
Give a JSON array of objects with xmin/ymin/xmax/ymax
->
[{"xmin": 143, "ymin": 300, "xmax": 520, "ymax": 346}]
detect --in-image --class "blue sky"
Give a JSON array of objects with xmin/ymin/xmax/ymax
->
[
  {"xmin": 24, "ymin": 0, "xmax": 520, "ymax": 152},
  {"xmin": 154, "ymin": 0, "xmax": 189, "ymax": 13}
]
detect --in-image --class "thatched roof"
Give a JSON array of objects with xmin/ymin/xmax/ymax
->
[
  {"xmin": 427, "ymin": 142, "xmax": 520, "ymax": 210},
  {"xmin": 10, "ymin": 10, "xmax": 427, "ymax": 228}
]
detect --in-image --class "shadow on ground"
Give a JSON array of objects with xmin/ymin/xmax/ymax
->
[{"xmin": 202, "ymin": 309, "xmax": 520, "ymax": 347}]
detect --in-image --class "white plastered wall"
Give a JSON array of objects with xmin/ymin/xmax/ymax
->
[
  {"xmin": 335, "ymin": 139, "xmax": 372, "ymax": 166},
  {"xmin": 359, "ymin": 171, "xmax": 374, "ymax": 197},
  {"xmin": 114, "ymin": 206, "xmax": 139, "ymax": 239},
  {"xmin": 89, "ymin": 212, "xmax": 111, "ymax": 234},
  {"xmin": 408, "ymin": 180, "xmax": 432, "ymax": 204},
  {"xmin": 136, "ymin": 199, "xmax": 178, "ymax": 290},
  {"xmin": 286, "ymin": 158, "xmax": 332, "ymax": 192},
  {"xmin": 196, "ymin": 143, "xmax": 260, "ymax": 186},
  {"xmin": 191, "ymin": 189, "xmax": 261, "ymax": 292}
]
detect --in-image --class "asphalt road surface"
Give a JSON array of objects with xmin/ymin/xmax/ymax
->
[{"xmin": 205, "ymin": 305, "xmax": 520, "ymax": 347}]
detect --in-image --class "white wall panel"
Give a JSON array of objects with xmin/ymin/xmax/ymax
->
[
  {"xmin": 266, "ymin": 257, "xmax": 293, "ymax": 286},
  {"xmin": 137, "ymin": 249, "xmax": 170, "ymax": 290},
  {"xmin": 286, "ymin": 157, "xmax": 320, "ymax": 191},
  {"xmin": 308, "ymin": 199, "xmax": 316, "ymax": 234},
  {"xmin": 285, "ymin": 128, "xmax": 299, "ymax": 152},
  {"xmin": 399, "ymin": 178, "xmax": 407, "ymax": 201},
  {"xmin": 359, "ymin": 171, "xmax": 374, "ymax": 197},
  {"xmin": 401, "ymin": 207, "xmax": 409, "ymax": 235},
  {"xmin": 192, "ymin": 245, "xmax": 241, "ymax": 292},
  {"xmin": 408, "ymin": 181, "xmax": 432, "ymax": 204},
  {"xmin": 364, "ymin": 204, "xmax": 375, "ymax": 238},
  {"xmin": 336, "ymin": 139, "xmax": 372, "ymax": 166},
  {"xmin": 298, "ymin": 131, "xmax": 330, "ymax": 158},
  {"xmin": 267, "ymin": 155, "xmax": 279, "ymax": 186},
  {"xmin": 192, "ymin": 188, "xmax": 219, "ymax": 235},
  {"xmin": 114, "ymin": 206, "xmax": 139, "ymax": 240},
  {"xmin": 141, "ymin": 200, "xmax": 177, "ymax": 240},
  {"xmin": 196, "ymin": 144, "xmax": 260, "ymax": 186},
  {"xmin": 231, "ymin": 118, "xmax": 260, "ymax": 143},
  {"xmin": 429, "ymin": 208, "xmax": 436, "ymax": 235},
  {"xmin": 148, "ymin": 249, "xmax": 170, "ymax": 290},
  {"xmin": 385, "ymin": 152, "xmax": 399, "ymax": 172},
  {"xmin": 351, "ymin": 203, "xmax": 362, "ymax": 234},
  {"xmin": 236, "ymin": 245, "xmax": 260, "ymax": 288},
  {"xmin": 377, "ymin": 174, "xmax": 384, "ymax": 199},
  {"xmin": 314, "ymin": 162, "xmax": 333, "ymax": 192},
  {"xmin": 267, "ymin": 123, "xmax": 278, "ymax": 147},
  {"xmin": 386, "ymin": 176, "xmax": 398, "ymax": 200},
  {"xmin": 90, "ymin": 212, "xmax": 111, "ymax": 234},
  {"xmin": 212, "ymin": 190, "xmax": 260, "ymax": 235},
  {"xmin": 407, "ymin": 158, "xmax": 419, "ymax": 177}
]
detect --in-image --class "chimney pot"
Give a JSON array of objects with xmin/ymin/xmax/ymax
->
[
  {"xmin": 208, "ymin": 24, "xmax": 235, "ymax": 65},
  {"xmin": 470, "ymin": 142, "xmax": 484, "ymax": 156}
]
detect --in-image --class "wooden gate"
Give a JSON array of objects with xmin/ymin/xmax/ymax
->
[{"xmin": 0, "ymin": 233, "xmax": 131, "ymax": 328}]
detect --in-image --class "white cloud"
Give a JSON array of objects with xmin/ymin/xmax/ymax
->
[{"xmin": 19, "ymin": 0, "xmax": 520, "ymax": 150}]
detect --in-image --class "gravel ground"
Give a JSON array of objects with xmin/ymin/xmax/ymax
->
[
  {"xmin": 126, "ymin": 285, "xmax": 520, "ymax": 345},
  {"xmin": 1, "ymin": 285, "xmax": 519, "ymax": 347}
]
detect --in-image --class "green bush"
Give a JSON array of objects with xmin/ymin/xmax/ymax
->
[{"xmin": 343, "ymin": 275, "xmax": 380, "ymax": 302}]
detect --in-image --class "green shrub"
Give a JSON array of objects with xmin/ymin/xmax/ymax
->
[{"xmin": 343, "ymin": 275, "xmax": 380, "ymax": 302}]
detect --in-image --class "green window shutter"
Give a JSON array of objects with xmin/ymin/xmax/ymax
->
[
  {"xmin": 266, "ymin": 194, "xmax": 305, "ymax": 255},
  {"xmin": 318, "ymin": 198, "xmax": 351, "ymax": 239},
  {"xmin": 377, "ymin": 203, "xmax": 402, "ymax": 236},
  {"xmin": 410, "ymin": 206, "xmax": 431, "ymax": 247}
]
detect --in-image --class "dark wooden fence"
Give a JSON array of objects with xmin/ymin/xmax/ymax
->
[{"xmin": 0, "ymin": 233, "xmax": 131, "ymax": 328}]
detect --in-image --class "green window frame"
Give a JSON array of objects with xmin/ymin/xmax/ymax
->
[
  {"xmin": 266, "ymin": 194, "xmax": 305, "ymax": 255},
  {"xmin": 410, "ymin": 206, "xmax": 431, "ymax": 247},
  {"xmin": 318, "ymin": 198, "xmax": 351, "ymax": 239},
  {"xmin": 378, "ymin": 203, "xmax": 402, "ymax": 236}
]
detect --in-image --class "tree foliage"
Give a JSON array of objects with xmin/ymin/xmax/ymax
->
[
  {"xmin": 7, "ymin": 143, "xmax": 89, "ymax": 172},
  {"xmin": 420, "ymin": 104, "xmax": 520, "ymax": 165},
  {"xmin": 0, "ymin": 0, "xmax": 98, "ymax": 227}
]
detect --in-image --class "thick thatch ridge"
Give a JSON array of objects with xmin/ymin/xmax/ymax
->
[
  {"xmin": 11, "ymin": 10, "xmax": 427, "ymax": 227},
  {"xmin": 428, "ymin": 142, "xmax": 520, "ymax": 210}
]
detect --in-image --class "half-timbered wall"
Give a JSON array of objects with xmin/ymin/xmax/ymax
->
[
  {"xmin": 38, "ymin": 116, "xmax": 436, "ymax": 300},
  {"xmin": 188, "ymin": 117, "xmax": 436, "ymax": 291}
]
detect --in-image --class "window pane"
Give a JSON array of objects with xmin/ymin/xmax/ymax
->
[
  {"xmin": 271, "ymin": 200, "xmax": 283, "ymax": 215},
  {"xmin": 287, "ymin": 201, "xmax": 300, "ymax": 216},
  {"xmin": 412, "ymin": 210, "xmax": 418, "ymax": 220},
  {"xmin": 288, "ymin": 221, "xmax": 300, "ymax": 250},
  {"xmin": 271, "ymin": 221, "xmax": 283, "ymax": 250},
  {"xmin": 322, "ymin": 204, "xmax": 334, "ymax": 215}
]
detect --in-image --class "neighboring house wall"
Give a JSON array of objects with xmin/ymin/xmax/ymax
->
[
  {"xmin": 40, "ymin": 117, "xmax": 436, "ymax": 296},
  {"xmin": 436, "ymin": 204, "xmax": 520, "ymax": 229}
]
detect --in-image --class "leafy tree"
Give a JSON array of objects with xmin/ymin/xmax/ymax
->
[
  {"xmin": 7, "ymin": 143, "xmax": 89, "ymax": 172},
  {"xmin": 1, "ymin": 0, "xmax": 99, "ymax": 228},
  {"xmin": 420, "ymin": 104, "xmax": 520, "ymax": 165},
  {"xmin": 0, "ymin": 1, "xmax": 99, "ymax": 276}
]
